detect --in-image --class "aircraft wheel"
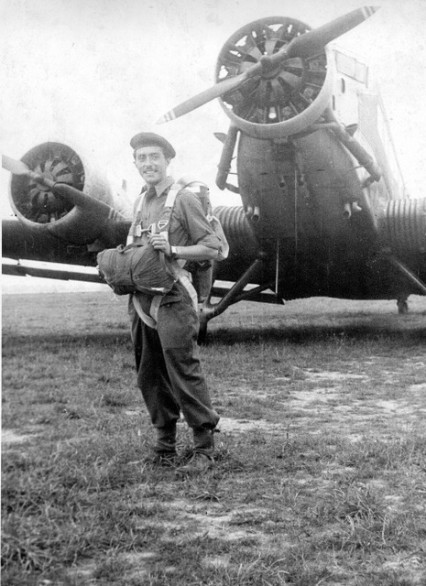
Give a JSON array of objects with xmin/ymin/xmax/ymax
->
[
  {"xmin": 198, "ymin": 317, "xmax": 208, "ymax": 345},
  {"xmin": 397, "ymin": 298, "xmax": 409, "ymax": 314}
]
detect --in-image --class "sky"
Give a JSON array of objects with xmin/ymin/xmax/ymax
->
[{"xmin": 1, "ymin": 0, "xmax": 426, "ymax": 291}]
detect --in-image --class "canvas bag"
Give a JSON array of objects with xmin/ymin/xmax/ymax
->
[{"xmin": 96, "ymin": 242, "xmax": 176, "ymax": 296}]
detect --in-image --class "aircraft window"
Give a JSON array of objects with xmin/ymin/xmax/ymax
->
[
  {"xmin": 336, "ymin": 51, "xmax": 367, "ymax": 84},
  {"xmin": 355, "ymin": 61, "xmax": 368, "ymax": 84},
  {"xmin": 341, "ymin": 78, "xmax": 346, "ymax": 93}
]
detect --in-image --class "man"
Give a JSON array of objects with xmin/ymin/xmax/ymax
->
[{"xmin": 127, "ymin": 132, "xmax": 221, "ymax": 475}]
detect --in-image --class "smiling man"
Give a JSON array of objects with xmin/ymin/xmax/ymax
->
[{"xmin": 127, "ymin": 132, "xmax": 221, "ymax": 475}]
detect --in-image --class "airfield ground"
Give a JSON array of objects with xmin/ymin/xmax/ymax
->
[{"xmin": 2, "ymin": 292, "xmax": 426, "ymax": 585}]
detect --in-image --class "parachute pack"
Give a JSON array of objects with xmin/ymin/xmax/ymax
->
[{"xmin": 96, "ymin": 242, "xmax": 176, "ymax": 297}]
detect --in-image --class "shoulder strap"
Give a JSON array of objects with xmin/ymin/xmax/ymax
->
[
  {"xmin": 165, "ymin": 177, "xmax": 199, "ymax": 208},
  {"xmin": 164, "ymin": 183, "xmax": 182, "ymax": 208},
  {"xmin": 134, "ymin": 191, "xmax": 146, "ymax": 214}
]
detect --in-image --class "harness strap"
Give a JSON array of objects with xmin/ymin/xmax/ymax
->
[
  {"xmin": 132, "ymin": 294, "xmax": 157, "ymax": 329},
  {"xmin": 132, "ymin": 182, "xmax": 198, "ymax": 328}
]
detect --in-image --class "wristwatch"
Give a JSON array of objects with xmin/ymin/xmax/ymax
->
[{"xmin": 170, "ymin": 245, "xmax": 178, "ymax": 259}]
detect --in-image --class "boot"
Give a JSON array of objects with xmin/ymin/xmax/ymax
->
[
  {"xmin": 193, "ymin": 426, "xmax": 215, "ymax": 457},
  {"xmin": 144, "ymin": 422, "xmax": 177, "ymax": 467},
  {"xmin": 176, "ymin": 426, "xmax": 215, "ymax": 476}
]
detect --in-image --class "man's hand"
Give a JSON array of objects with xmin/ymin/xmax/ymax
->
[{"xmin": 149, "ymin": 233, "xmax": 172, "ymax": 256}]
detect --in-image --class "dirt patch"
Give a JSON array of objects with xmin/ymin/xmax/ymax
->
[
  {"xmin": 202, "ymin": 555, "xmax": 231, "ymax": 569},
  {"xmin": 218, "ymin": 416, "xmax": 282, "ymax": 434},
  {"xmin": 217, "ymin": 366, "xmax": 426, "ymax": 443},
  {"xmin": 382, "ymin": 555, "xmax": 426, "ymax": 585},
  {"xmin": 2, "ymin": 429, "xmax": 36, "ymax": 446},
  {"xmin": 305, "ymin": 370, "xmax": 368, "ymax": 381}
]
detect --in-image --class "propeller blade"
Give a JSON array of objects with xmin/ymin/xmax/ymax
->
[
  {"xmin": 287, "ymin": 6, "xmax": 379, "ymax": 59},
  {"xmin": 2, "ymin": 154, "xmax": 125, "ymax": 219},
  {"xmin": 214, "ymin": 132, "xmax": 228, "ymax": 144},
  {"xmin": 2, "ymin": 155, "xmax": 32, "ymax": 176},
  {"xmin": 156, "ymin": 6, "xmax": 378, "ymax": 123},
  {"xmin": 157, "ymin": 68, "xmax": 261, "ymax": 124},
  {"xmin": 2, "ymin": 154, "xmax": 56, "ymax": 188}
]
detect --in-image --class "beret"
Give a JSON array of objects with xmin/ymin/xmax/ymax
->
[{"xmin": 130, "ymin": 132, "xmax": 176, "ymax": 159}]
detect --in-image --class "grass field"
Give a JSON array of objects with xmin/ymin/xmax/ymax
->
[{"xmin": 2, "ymin": 291, "xmax": 426, "ymax": 585}]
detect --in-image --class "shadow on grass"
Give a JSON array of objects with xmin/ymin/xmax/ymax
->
[
  {"xmin": 2, "ymin": 331, "xmax": 133, "ymax": 349},
  {"xmin": 3, "ymin": 322, "xmax": 426, "ymax": 349},
  {"xmin": 208, "ymin": 323, "xmax": 426, "ymax": 345}
]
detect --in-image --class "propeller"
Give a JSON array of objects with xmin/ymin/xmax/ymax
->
[
  {"xmin": 3, "ymin": 152, "xmax": 85, "ymax": 205},
  {"xmin": 157, "ymin": 6, "xmax": 378, "ymax": 124},
  {"xmin": 2, "ymin": 155, "xmax": 47, "ymax": 183}
]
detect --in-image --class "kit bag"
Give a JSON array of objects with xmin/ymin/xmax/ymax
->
[{"xmin": 97, "ymin": 242, "xmax": 175, "ymax": 296}]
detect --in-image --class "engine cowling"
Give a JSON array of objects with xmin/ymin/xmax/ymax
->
[
  {"xmin": 215, "ymin": 17, "xmax": 333, "ymax": 139},
  {"xmin": 9, "ymin": 141, "xmax": 114, "ymax": 244}
]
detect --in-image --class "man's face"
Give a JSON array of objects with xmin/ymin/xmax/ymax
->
[{"xmin": 134, "ymin": 145, "xmax": 169, "ymax": 186}]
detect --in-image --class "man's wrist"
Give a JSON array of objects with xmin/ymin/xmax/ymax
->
[{"xmin": 170, "ymin": 245, "xmax": 179, "ymax": 259}]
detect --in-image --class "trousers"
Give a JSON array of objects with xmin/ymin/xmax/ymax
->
[{"xmin": 129, "ymin": 282, "xmax": 219, "ymax": 431}]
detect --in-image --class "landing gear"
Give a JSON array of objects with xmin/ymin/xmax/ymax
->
[
  {"xmin": 196, "ymin": 256, "xmax": 267, "ymax": 345},
  {"xmin": 383, "ymin": 254, "xmax": 426, "ymax": 314},
  {"xmin": 397, "ymin": 296, "xmax": 409, "ymax": 314},
  {"xmin": 198, "ymin": 312, "xmax": 208, "ymax": 345}
]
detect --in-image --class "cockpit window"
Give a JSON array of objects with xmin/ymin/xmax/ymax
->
[{"xmin": 336, "ymin": 51, "xmax": 368, "ymax": 84}]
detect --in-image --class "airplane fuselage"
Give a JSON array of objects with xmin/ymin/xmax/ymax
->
[{"xmin": 3, "ymin": 13, "xmax": 425, "ymax": 317}]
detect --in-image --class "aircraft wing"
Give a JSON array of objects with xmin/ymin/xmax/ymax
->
[
  {"xmin": 2, "ymin": 258, "xmax": 104, "ymax": 284},
  {"xmin": 2, "ymin": 256, "xmax": 283, "ymax": 306}
]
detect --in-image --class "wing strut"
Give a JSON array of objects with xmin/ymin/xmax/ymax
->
[{"xmin": 385, "ymin": 254, "xmax": 426, "ymax": 295}]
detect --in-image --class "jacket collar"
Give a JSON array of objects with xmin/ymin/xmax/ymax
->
[{"xmin": 141, "ymin": 176, "xmax": 174, "ymax": 197}]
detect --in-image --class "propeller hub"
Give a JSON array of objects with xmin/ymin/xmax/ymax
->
[{"xmin": 258, "ymin": 54, "xmax": 286, "ymax": 79}]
